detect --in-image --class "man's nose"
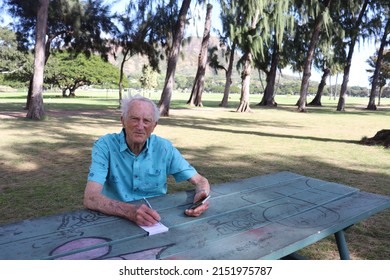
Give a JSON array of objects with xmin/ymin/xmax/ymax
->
[{"xmin": 135, "ymin": 119, "xmax": 146, "ymax": 128}]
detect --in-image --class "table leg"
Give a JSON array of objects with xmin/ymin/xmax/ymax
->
[{"xmin": 334, "ymin": 230, "xmax": 350, "ymax": 260}]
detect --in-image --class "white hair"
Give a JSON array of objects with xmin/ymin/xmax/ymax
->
[{"xmin": 120, "ymin": 94, "xmax": 160, "ymax": 123}]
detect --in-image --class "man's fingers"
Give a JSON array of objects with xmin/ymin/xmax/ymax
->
[
  {"xmin": 136, "ymin": 204, "xmax": 160, "ymax": 225},
  {"xmin": 185, "ymin": 201, "xmax": 209, "ymax": 217}
]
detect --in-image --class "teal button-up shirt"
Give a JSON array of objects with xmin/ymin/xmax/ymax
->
[{"xmin": 87, "ymin": 129, "xmax": 197, "ymax": 202}]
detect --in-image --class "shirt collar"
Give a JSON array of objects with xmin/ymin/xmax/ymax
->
[{"xmin": 119, "ymin": 129, "xmax": 150, "ymax": 154}]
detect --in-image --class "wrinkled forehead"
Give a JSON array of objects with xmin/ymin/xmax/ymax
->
[{"xmin": 127, "ymin": 100, "xmax": 154, "ymax": 117}]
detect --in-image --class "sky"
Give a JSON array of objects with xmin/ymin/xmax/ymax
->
[
  {"xmin": 306, "ymin": 42, "xmax": 377, "ymax": 88},
  {"xmin": 1, "ymin": 0, "xmax": 378, "ymax": 88}
]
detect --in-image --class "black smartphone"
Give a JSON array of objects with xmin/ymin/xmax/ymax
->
[{"xmin": 189, "ymin": 195, "xmax": 210, "ymax": 210}]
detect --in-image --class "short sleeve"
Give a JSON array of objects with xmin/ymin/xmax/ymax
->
[
  {"xmin": 169, "ymin": 146, "xmax": 197, "ymax": 182},
  {"xmin": 87, "ymin": 138, "xmax": 109, "ymax": 186}
]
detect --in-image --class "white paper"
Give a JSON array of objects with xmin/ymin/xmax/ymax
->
[{"xmin": 140, "ymin": 222, "xmax": 169, "ymax": 235}]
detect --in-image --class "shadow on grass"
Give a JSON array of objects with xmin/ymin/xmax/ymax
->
[
  {"xmin": 159, "ymin": 114, "xmax": 359, "ymax": 145},
  {"xmin": 257, "ymin": 102, "xmax": 390, "ymax": 116}
]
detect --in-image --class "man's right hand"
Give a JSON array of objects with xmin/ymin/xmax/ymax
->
[{"xmin": 134, "ymin": 204, "xmax": 161, "ymax": 226}]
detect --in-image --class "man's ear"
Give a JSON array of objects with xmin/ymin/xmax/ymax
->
[{"xmin": 120, "ymin": 116, "xmax": 125, "ymax": 127}]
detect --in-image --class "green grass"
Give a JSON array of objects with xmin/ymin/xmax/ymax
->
[{"xmin": 0, "ymin": 90, "xmax": 389, "ymax": 259}]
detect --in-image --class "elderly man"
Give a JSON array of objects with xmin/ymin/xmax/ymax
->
[{"xmin": 83, "ymin": 94, "xmax": 210, "ymax": 226}]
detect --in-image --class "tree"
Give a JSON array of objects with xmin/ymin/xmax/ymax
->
[
  {"xmin": 187, "ymin": 3, "xmax": 213, "ymax": 107},
  {"xmin": 140, "ymin": 65, "xmax": 158, "ymax": 91},
  {"xmin": 336, "ymin": 0, "xmax": 371, "ymax": 111},
  {"xmin": 256, "ymin": 1, "xmax": 294, "ymax": 107},
  {"xmin": 209, "ymin": 0, "xmax": 239, "ymax": 107},
  {"xmin": 0, "ymin": 27, "xmax": 30, "ymax": 75},
  {"xmin": 229, "ymin": 0, "xmax": 291, "ymax": 112},
  {"xmin": 3, "ymin": 0, "xmax": 117, "ymax": 110},
  {"xmin": 308, "ymin": 6, "xmax": 347, "ymax": 107},
  {"xmin": 115, "ymin": 0, "xmax": 161, "ymax": 106},
  {"xmin": 366, "ymin": 50, "xmax": 390, "ymax": 108},
  {"xmin": 158, "ymin": 0, "xmax": 192, "ymax": 116},
  {"xmin": 366, "ymin": 4, "xmax": 390, "ymax": 110},
  {"xmin": 232, "ymin": 0, "xmax": 265, "ymax": 113},
  {"xmin": 45, "ymin": 51, "xmax": 124, "ymax": 96},
  {"xmin": 297, "ymin": 0, "xmax": 332, "ymax": 112},
  {"xmin": 26, "ymin": 0, "xmax": 48, "ymax": 120}
]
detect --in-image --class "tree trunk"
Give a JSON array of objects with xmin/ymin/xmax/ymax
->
[
  {"xmin": 69, "ymin": 86, "xmax": 76, "ymax": 97},
  {"xmin": 25, "ymin": 33, "xmax": 53, "ymax": 110},
  {"xmin": 378, "ymin": 86, "xmax": 383, "ymax": 106},
  {"xmin": 158, "ymin": 0, "xmax": 191, "ymax": 116},
  {"xmin": 337, "ymin": 0, "xmax": 369, "ymax": 111},
  {"xmin": 118, "ymin": 49, "xmax": 130, "ymax": 108},
  {"xmin": 334, "ymin": 73, "xmax": 339, "ymax": 99},
  {"xmin": 26, "ymin": 0, "xmax": 48, "ymax": 120},
  {"xmin": 298, "ymin": 0, "xmax": 332, "ymax": 112},
  {"xmin": 309, "ymin": 67, "xmax": 330, "ymax": 106},
  {"xmin": 236, "ymin": 52, "xmax": 252, "ymax": 113},
  {"xmin": 187, "ymin": 4, "xmax": 213, "ymax": 107},
  {"xmin": 236, "ymin": 9, "xmax": 259, "ymax": 113},
  {"xmin": 220, "ymin": 6, "xmax": 241, "ymax": 108},
  {"xmin": 25, "ymin": 77, "xmax": 33, "ymax": 110},
  {"xmin": 219, "ymin": 42, "xmax": 236, "ymax": 107},
  {"xmin": 367, "ymin": 17, "xmax": 390, "ymax": 110},
  {"xmin": 258, "ymin": 40, "xmax": 279, "ymax": 107}
]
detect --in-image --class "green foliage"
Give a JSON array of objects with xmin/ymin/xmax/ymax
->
[
  {"xmin": 45, "ymin": 51, "xmax": 124, "ymax": 95},
  {"xmin": 0, "ymin": 26, "xmax": 33, "ymax": 87},
  {"xmin": 3, "ymin": 0, "xmax": 117, "ymax": 57},
  {"xmin": 139, "ymin": 65, "xmax": 158, "ymax": 90}
]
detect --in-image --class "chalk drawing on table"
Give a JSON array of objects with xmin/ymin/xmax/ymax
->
[
  {"xmin": 57, "ymin": 211, "xmax": 109, "ymax": 232},
  {"xmin": 208, "ymin": 211, "xmax": 265, "ymax": 236},
  {"xmin": 50, "ymin": 236, "xmax": 173, "ymax": 260},
  {"xmin": 263, "ymin": 202, "xmax": 340, "ymax": 228}
]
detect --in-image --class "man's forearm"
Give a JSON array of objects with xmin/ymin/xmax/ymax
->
[
  {"xmin": 83, "ymin": 182, "xmax": 137, "ymax": 222},
  {"xmin": 190, "ymin": 173, "xmax": 211, "ymax": 195}
]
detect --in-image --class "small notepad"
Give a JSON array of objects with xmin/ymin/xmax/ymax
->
[{"xmin": 140, "ymin": 222, "xmax": 169, "ymax": 235}]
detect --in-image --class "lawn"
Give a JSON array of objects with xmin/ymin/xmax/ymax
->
[{"xmin": 0, "ymin": 89, "xmax": 389, "ymax": 259}]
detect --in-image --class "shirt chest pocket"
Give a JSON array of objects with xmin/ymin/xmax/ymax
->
[{"xmin": 143, "ymin": 168, "xmax": 165, "ymax": 190}]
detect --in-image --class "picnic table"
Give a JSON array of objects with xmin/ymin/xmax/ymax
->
[{"xmin": 1, "ymin": 171, "xmax": 389, "ymax": 260}]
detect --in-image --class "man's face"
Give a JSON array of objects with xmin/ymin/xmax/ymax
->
[{"xmin": 121, "ymin": 100, "xmax": 157, "ymax": 148}]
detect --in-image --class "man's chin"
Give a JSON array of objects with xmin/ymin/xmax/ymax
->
[{"xmin": 133, "ymin": 137, "xmax": 147, "ymax": 144}]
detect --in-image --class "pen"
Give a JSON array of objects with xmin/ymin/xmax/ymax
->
[
  {"xmin": 143, "ymin": 197, "xmax": 153, "ymax": 209},
  {"xmin": 143, "ymin": 197, "xmax": 162, "ymax": 224}
]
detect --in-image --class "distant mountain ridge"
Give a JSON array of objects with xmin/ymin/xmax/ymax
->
[
  {"xmin": 110, "ymin": 36, "xmax": 233, "ymax": 79},
  {"xmin": 109, "ymin": 35, "xmax": 304, "ymax": 89}
]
